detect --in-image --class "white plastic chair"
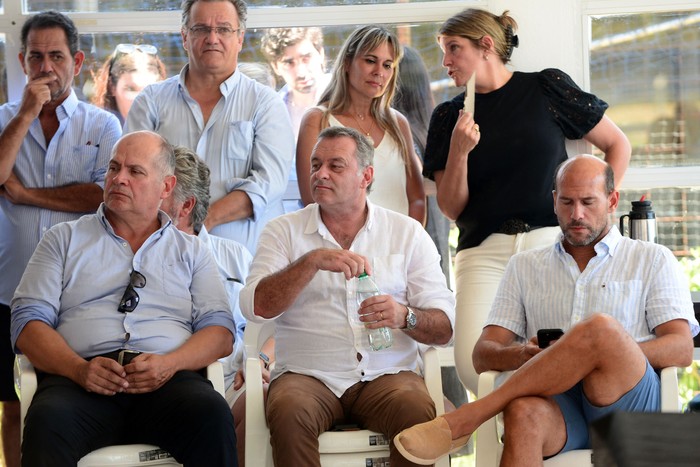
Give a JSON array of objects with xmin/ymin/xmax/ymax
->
[
  {"xmin": 244, "ymin": 320, "xmax": 450, "ymax": 467},
  {"xmin": 14, "ymin": 355, "xmax": 226, "ymax": 466},
  {"xmin": 474, "ymin": 367, "xmax": 681, "ymax": 467}
]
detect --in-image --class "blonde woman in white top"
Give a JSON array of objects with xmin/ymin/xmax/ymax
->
[{"xmin": 296, "ymin": 25, "xmax": 425, "ymax": 223}]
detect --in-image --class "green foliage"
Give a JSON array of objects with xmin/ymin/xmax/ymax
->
[
  {"xmin": 678, "ymin": 362, "xmax": 700, "ymax": 410},
  {"xmin": 678, "ymin": 248, "xmax": 700, "ymax": 292}
]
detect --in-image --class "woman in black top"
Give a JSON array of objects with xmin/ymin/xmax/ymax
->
[{"xmin": 423, "ymin": 8, "xmax": 631, "ymax": 393}]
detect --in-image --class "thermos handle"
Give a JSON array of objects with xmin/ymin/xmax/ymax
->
[{"xmin": 619, "ymin": 214, "xmax": 629, "ymax": 236}]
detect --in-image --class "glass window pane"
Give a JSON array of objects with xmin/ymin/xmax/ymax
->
[
  {"xmin": 77, "ymin": 32, "xmax": 186, "ymax": 110},
  {"xmin": 26, "ymin": 0, "xmax": 452, "ymax": 13},
  {"xmin": 592, "ymin": 11, "xmax": 700, "ymax": 258},
  {"xmin": 76, "ymin": 23, "xmax": 459, "ymax": 114},
  {"xmin": 26, "ymin": 0, "xmax": 181, "ymax": 13},
  {"xmin": 590, "ymin": 11, "xmax": 700, "ymax": 168}
]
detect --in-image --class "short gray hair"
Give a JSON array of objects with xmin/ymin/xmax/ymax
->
[
  {"xmin": 315, "ymin": 126, "xmax": 374, "ymax": 192},
  {"xmin": 181, "ymin": 0, "xmax": 247, "ymax": 30},
  {"xmin": 172, "ymin": 146, "xmax": 211, "ymax": 232}
]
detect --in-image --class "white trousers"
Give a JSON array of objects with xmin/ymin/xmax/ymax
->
[{"xmin": 453, "ymin": 227, "xmax": 561, "ymax": 394}]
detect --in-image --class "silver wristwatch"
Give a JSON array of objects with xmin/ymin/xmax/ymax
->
[{"xmin": 404, "ymin": 306, "xmax": 417, "ymax": 331}]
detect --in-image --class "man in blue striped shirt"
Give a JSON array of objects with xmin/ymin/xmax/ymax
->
[
  {"xmin": 0, "ymin": 11, "xmax": 121, "ymax": 466},
  {"xmin": 395, "ymin": 154, "xmax": 699, "ymax": 465}
]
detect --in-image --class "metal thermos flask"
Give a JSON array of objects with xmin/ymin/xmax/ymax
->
[{"xmin": 619, "ymin": 200, "xmax": 657, "ymax": 242}]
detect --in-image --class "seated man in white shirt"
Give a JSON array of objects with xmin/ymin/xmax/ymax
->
[
  {"xmin": 240, "ymin": 126, "xmax": 455, "ymax": 467},
  {"xmin": 394, "ymin": 154, "xmax": 699, "ymax": 465}
]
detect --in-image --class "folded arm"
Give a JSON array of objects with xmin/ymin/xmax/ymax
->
[{"xmin": 0, "ymin": 173, "xmax": 103, "ymax": 212}]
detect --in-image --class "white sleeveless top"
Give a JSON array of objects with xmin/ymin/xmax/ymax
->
[{"xmin": 327, "ymin": 114, "xmax": 409, "ymax": 216}]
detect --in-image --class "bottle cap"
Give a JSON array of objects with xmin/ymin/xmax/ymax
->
[{"xmin": 358, "ymin": 272, "xmax": 369, "ymax": 278}]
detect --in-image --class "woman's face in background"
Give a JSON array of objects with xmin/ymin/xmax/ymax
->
[{"xmin": 112, "ymin": 52, "xmax": 162, "ymax": 120}]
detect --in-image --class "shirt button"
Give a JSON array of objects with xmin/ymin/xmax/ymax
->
[
  {"xmin": 122, "ymin": 242, "xmax": 128, "ymax": 247},
  {"xmin": 46, "ymin": 174, "xmax": 52, "ymax": 179}
]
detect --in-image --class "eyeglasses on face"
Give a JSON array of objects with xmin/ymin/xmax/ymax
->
[
  {"xmin": 114, "ymin": 44, "xmax": 158, "ymax": 56},
  {"xmin": 188, "ymin": 25, "xmax": 240, "ymax": 39},
  {"xmin": 118, "ymin": 270, "xmax": 146, "ymax": 313}
]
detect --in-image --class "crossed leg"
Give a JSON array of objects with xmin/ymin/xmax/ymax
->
[{"xmin": 398, "ymin": 314, "xmax": 653, "ymax": 465}]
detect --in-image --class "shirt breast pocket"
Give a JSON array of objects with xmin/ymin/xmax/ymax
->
[
  {"xmin": 371, "ymin": 254, "xmax": 407, "ymax": 299},
  {"xmin": 225, "ymin": 121, "xmax": 254, "ymax": 175},
  {"xmin": 161, "ymin": 261, "xmax": 193, "ymax": 301},
  {"xmin": 58, "ymin": 145, "xmax": 100, "ymax": 182},
  {"xmin": 595, "ymin": 280, "xmax": 643, "ymax": 328}
]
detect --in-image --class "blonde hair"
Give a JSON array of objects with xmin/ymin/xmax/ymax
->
[
  {"xmin": 317, "ymin": 25, "xmax": 411, "ymax": 170},
  {"xmin": 439, "ymin": 9, "xmax": 519, "ymax": 64}
]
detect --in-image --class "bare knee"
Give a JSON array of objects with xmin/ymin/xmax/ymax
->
[
  {"xmin": 568, "ymin": 313, "xmax": 628, "ymax": 352},
  {"xmin": 503, "ymin": 397, "xmax": 550, "ymax": 435}
]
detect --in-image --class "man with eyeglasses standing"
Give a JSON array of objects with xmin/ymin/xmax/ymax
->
[
  {"xmin": 125, "ymin": 0, "xmax": 294, "ymax": 255},
  {"xmin": 0, "ymin": 11, "xmax": 121, "ymax": 467},
  {"xmin": 11, "ymin": 130, "xmax": 238, "ymax": 466}
]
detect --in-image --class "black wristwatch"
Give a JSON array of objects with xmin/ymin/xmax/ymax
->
[{"xmin": 404, "ymin": 306, "xmax": 417, "ymax": 331}]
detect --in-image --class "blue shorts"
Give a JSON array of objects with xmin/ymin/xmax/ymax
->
[{"xmin": 552, "ymin": 361, "xmax": 659, "ymax": 454}]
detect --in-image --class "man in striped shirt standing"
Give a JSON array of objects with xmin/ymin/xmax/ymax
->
[
  {"xmin": 395, "ymin": 154, "xmax": 698, "ymax": 466},
  {"xmin": 0, "ymin": 11, "xmax": 121, "ymax": 466}
]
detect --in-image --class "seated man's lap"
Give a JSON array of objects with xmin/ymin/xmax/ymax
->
[
  {"xmin": 352, "ymin": 371, "xmax": 435, "ymax": 438},
  {"xmin": 266, "ymin": 372, "xmax": 343, "ymax": 437},
  {"xmin": 25, "ymin": 370, "xmax": 234, "ymax": 459},
  {"xmin": 24, "ymin": 374, "xmax": 130, "ymax": 458},
  {"xmin": 553, "ymin": 360, "xmax": 660, "ymax": 453}
]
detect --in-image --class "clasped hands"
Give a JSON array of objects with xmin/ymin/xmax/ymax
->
[{"xmin": 77, "ymin": 353, "xmax": 176, "ymax": 396}]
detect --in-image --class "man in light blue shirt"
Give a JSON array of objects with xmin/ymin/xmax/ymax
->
[
  {"xmin": 125, "ymin": 0, "xmax": 294, "ymax": 254},
  {"xmin": 394, "ymin": 155, "xmax": 699, "ymax": 465},
  {"xmin": 11, "ymin": 131, "xmax": 237, "ymax": 466},
  {"xmin": 0, "ymin": 11, "xmax": 121, "ymax": 467}
]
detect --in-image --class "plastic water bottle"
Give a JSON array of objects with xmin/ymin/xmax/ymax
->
[{"xmin": 356, "ymin": 272, "xmax": 393, "ymax": 351}]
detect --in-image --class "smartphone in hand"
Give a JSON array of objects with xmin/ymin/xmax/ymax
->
[{"xmin": 537, "ymin": 328, "xmax": 564, "ymax": 349}]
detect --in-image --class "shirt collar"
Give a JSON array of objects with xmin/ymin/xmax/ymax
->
[
  {"xmin": 178, "ymin": 64, "xmax": 240, "ymax": 98},
  {"xmin": 97, "ymin": 203, "xmax": 173, "ymax": 239},
  {"xmin": 304, "ymin": 200, "xmax": 375, "ymax": 240},
  {"xmin": 56, "ymin": 89, "xmax": 79, "ymax": 119},
  {"xmin": 555, "ymin": 224, "xmax": 621, "ymax": 257}
]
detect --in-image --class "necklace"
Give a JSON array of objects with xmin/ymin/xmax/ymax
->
[{"xmin": 350, "ymin": 112, "xmax": 375, "ymax": 138}]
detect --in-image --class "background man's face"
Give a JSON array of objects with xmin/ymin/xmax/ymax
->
[{"xmin": 272, "ymin": 39, "xmax": 324, "ymax": 95}]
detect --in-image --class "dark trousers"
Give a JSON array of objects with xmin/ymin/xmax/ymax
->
[{"xmin": 22, "ymin": 370, "xmax": 237, "ymax": 467}]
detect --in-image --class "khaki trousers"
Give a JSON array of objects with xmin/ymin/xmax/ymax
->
[{"xmin": 266, "ymin": 371, "xmax": 435, "ymax": 467}]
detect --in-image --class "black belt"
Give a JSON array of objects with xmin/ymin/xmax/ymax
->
[
  {"xmin": 496, "ymin": 219, "xmax": 542, "ymax": 235},
  {"xmin": 89, "ymin": 349, "xmax": 142, "ymax": 365}
]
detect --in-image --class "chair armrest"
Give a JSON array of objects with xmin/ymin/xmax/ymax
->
[
  {"xmin": 206, "ymin": 361, "xmax": 225, "ymax": 397},
  {"xmin": 421, "ymin": 346, "xmax": 444, "ymax": 416},
  {"xmin": 245, "ymin": 350, "xmax": 270, "ymax": 464},
  {"xmin": 14, "ymin": 355, "xmax": 37, "ymax": 436},
  {"xmin": 475, "ymin": 371, "xmax": 502, "ymax": 467},
  {"xmin": 659, "ymin": 366, "xmax": 680, "ymax": 413}
]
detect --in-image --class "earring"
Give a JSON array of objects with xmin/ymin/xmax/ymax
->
[{"xmin": 484, "ymin": 54, "xmax": 489, "ymax": 61}]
